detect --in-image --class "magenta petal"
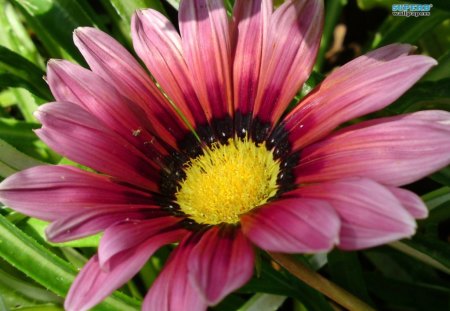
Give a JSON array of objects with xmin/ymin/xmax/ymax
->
[
  {"xmin": 35, "ymin": 102, "xmax": 160, "ymax": 190},
  {"xmin": 296, "ymin": 110, "xmax": 450, "ymax": 186},
  {"xmin": 254, "ymin": 0, "xmax": 323, "ymax": 124},
  {"xmin": 282, "ymin": 45, "xmax": 437, "ymax": 150},
  {"xmin": 295, "ymin": 178, "xmax": 416, "ymax": 250},
  {"xmin": 388, "ymin": 187, "xmax": 428, "ymax": 219},
  {"xmin": 131, "ymin": 10, "xmax": 207, "ymax": 126},
  {"xmin": 98, "ymin": 217, "xmax": 184, "ymax": 268},
  {"xmin": 65, "ymin": 228, "xmax": 182, "ymax": 311},
  {"xmin": 46, "ymin": 206, "xmax": 152, "ymax": 242},
  {"xmin": 189, "ymin": 227, "xmax": 254, "ymax": 305},
  {"xmin": 232, "ymin": 0, "xmax": 270, "ymax": 120},
  {"xmin": 179, "ymin": 0, "xmax": 233, "ymax": 120},
  {"xmin": 0, "ymin": 165, "xmax": 154, "ymax": 221},
  {"xmin": 74, "ymin": 27, "xmax": 188, "ymax": 144},
  {"xmin": 241, "ymin": 198, "xmax": 340, "ymax": 253},
  {"xmin": 47, "ymin": 60, "xmax": 172, "ymax": 154},
  {"xmin": 143, "ymin": 236, "xmax": 208, "ymax": 311}
]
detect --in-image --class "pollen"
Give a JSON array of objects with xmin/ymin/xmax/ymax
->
[{"xmin": 175, "ymin": 138, "xmax": 281, "ymax": 225}]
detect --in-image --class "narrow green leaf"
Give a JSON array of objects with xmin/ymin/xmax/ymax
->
[
  {"xmin": 0, "ymin": 215, "xmax": 140, "ymax": 311},
  {"xmin": 0, "ymin": 0, "xmax": 44, "ymax": 68},
  {"xmin": 0, "ymin": 46, "xmax": 51, "ymax": 100},
  {"xmin": 101, "ymin": 0, "xmax": 166, "ymax": 45},
  {"xmin": 0, "ymin": 118, "xmax": 57, "ymax": 164},
  {"xmin": 0, "ymin": 138, "xmax": 43, "ymax": 178},
  {"xmin": 10, "ymin": 0, "xmax": 99, "ymax": 63},
  {"xmin": 389, "ymin": 241, "xmax": 450, "ymax": 274},
  {"xmin": 387, "ymin": 78, "xmax": 450, "ymax": 114},
  {"xmin": 27, "ymin": 218, "xmax": 101, "ymax": 248},
  {"xmin": 365, "ymin": 272, "xmax": 450, "ymax": 309},
  {"xmin": 237, "ymin": 294, "xmax": 286, "ymax": 311},
  {"xmin": 315, "ymin": 0, "xmax": 347, "ymax": 71},
  {"xmin": 424, "ymin": 50, "xmax": 450, "ymax": 81},
  {"xmin": 327, "ymin": 250, "xmax": 374, "ymax": 305},
  {"xmin": 241, "ymin": 258, "xmax": 333, "ymax": 311},
  {"xmin": 165, "ymin": 0, "xmax": 179, "ymax": 10},
  {"xmin": 371, "ymin": 9, "xmax": 450, "ymax": 49},
  {"xmin": 0, "ymin": 269, "xmax": 61, "ymax": 304}
]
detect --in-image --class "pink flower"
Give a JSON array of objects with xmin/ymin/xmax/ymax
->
[{"xmin": 1, "ymin": 0, "xmax": 449, "ymax": 310}]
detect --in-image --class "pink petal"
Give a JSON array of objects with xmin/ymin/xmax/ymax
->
[
  {"xmin": 232, "ymin": 0, "xmax": 270, "ymax": 132},
  {"xmin": 241, "ymin": 198, "xmax": 340, "ymax": 253},
  {"xmin": 281, "ymin": 45, "xmax": 437, "ymax": 150},
  {"xmin": 388, "ymin": 187, "xmax": 428, "ymax": 219},
  {"xmin": 47, "ymin": 60, "xmax": 171, "ymax": 155},
  {"xmin": 35, "ymin": 103, "xmax": 160, "ymax": 190},
  {"xmin": 65, "ymin": 229, "xmax": 185, "ymax": 311},
  {"xmin": 143, "ymin": 236, "xmax": 208, "ymax": 311},
  {"xmin": 46, "ymin": 205, "xmax": 153, "ymax": 242},
  {"xmin": 189, "ymin": 227, "xmax": 254, "ymax": 305},
  {"xmin": 295, "ymin": 178, "xmax": 416, "ymax": 250},
  {"xmin": 0, "ymin": 165, "xmax": 154, "ymax": 221},
  {"xmin": 73, "ymin": 27, "xmax": 189, "ymax": 144},
  {"xmin": 98, "ymin": 217, "xmax": 184, "ymax": 268},
  {"xmin": 131, "ymin": 10, "xmax": 208, "ymax": 126},
  {"xmin": 179, "ymin": 0, "xmax": 233, "ymax": 122},
  {"xmin": 296, "ymin": 110, "xmax": 450, "ymax": 186},
  {"xmin": 253, "ymin": 0, "xmax": 323, "ymax": 125}
]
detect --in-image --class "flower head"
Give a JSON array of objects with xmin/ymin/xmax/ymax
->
[{"xmin": 1, "ymin": 0, "xmax": 449, "ymax": 310}]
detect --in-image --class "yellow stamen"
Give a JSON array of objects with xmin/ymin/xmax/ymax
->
[{"xmin": 176, "ymin": 137, "xmax": 281, "ymax": 225}]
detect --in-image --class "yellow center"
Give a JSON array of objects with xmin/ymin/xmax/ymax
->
[{"xmin": 175, "ymin": 138, "xmax": 281, "ymax": 225}]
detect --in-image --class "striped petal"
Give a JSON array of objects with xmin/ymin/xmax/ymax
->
[
  {"xmin": 143, "ymin": 235, "xmax": 208, "ymax": 311},
  {"xmin": 279, "ymin": 44, "xmax": 437, "ymax": 150},
  {"xmin": 296, "ymin": 110, "xmax": 450, "ymax": 186},
  {"xmin": 46, "ymin": 205, "xmax": 151, "ymax": 243},
  {"xmin": 388, "ymin": 187, "xmax": 428, "ymax": 219},
  {"xmin": 35, "ymin": 102, "xmax": 160, "ymax": 190},
  {"xmin": 0, "ymin": 165, "xmax": 154, "ymax": 221},
  {"xmin": 73, "ymin": 27, "xmax": 189, "ymax": 145},
  {"xmin": 131, "ymin": 10, "xmax": 208, "ymax": 127},
  {"xmin": 65, "ymin": 230, "xmax": 182, "ymax": 311},
  {"xmin": 295, "ymin": 178, "xmax": 416, "ymax": 250},
  {"xmin": 179, "ymin": 0, "xmax": 233, "ymax": 128},
  {"xmin": 232, "ymin": 0, "xmax": 271, "ymax": 134},
  {"xmin": 189, "ymin": 227, "xmax": 254, "ymax": 305},
  {"xmin": 98, "ymin": 217, "xmax": 184, "ymax": 268},
  {"xmin": 241, "ymin": 198, "xmax": 340, "ymax": 253},
  {"xmin": 47, "ymin": 60, "xmax": 171, "ymax": 156},
  {"xmin": 253, "ymin": 0, "xmax": 323, "ymax": 126}
]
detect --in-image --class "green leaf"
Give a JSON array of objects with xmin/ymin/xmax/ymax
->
[
  {"xmin": 0, "ymin": 118, "xmax": 58, "ymax": 163},
  {"xmin": 315, "ymin": 0, "xmax": 347, "ymax": 71},
  {"xmin": 241, "ymin": 258, "xmax": 333, "ymax": 311},
  {"xmin": 9, "ymin": 0, "xmax": 99, "ymax": 63},
  {"xmin": 364, "ymin": 272, "xmax": 450, "ymax": 310},
  {"xmin": 0, "ymin": 269, "xmax": 62, "ymax": 306},
  {"xmin": 0, "ymin": 46, "xmax": 51, "ymax": 100},
  {"xmin": 424, "ymin": 49, "xmax": 450, "ymax": 81},
  {"xmin": 0, "ymin": 215, "xmax": 140, "ymax": 311},
  {"xmin": 27, "ymin": 218, "xmax": 101, "ymax": 248},
  {"xmin": 237, "ymin": 293, "xmax": 286, "ymax": 311},
  {"xmin": 0, "ymin": 138, "xmax": 43, "ymax": 178},
  {"xmin": 101, "ymin": 0, "xmax": 166, "ymax": 45},
  {"xmin": 0, "ymin": 0, "xmax": 45, "ymax": 68},
  {"xmin": 327, "ymin": 250, "xmax": 374, "ymax": 305},
  {"xmin": 387, "ymin": 78, "xmax": 450, "ymax": 114},
  {"xmin": 371, "ymin": 9, "xmax": 450, "ymax": 49},
  {"xmin": 389, "ymin": 240, "xmax": 450, "ymax": 274}
]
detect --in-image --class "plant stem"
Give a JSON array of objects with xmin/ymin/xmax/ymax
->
[{"xmin": 269, "ymin": 252, "xmax": 376, "ymax": 311}]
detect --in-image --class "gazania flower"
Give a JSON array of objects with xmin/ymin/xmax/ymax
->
[{"xmin": 1, "ymin": 0, "xmax": 450, "ymax": 310}]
